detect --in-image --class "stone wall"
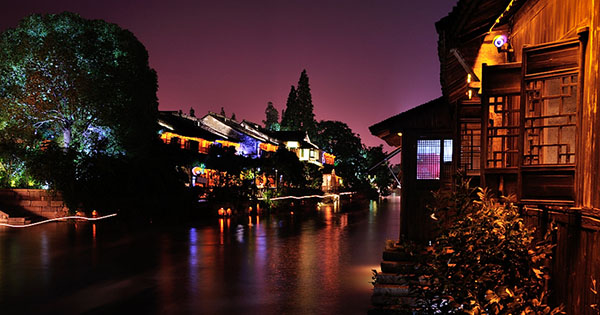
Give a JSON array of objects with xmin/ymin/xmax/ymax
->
[{"xmin": 0, "ymin": 189, "xmax": 69, "ymax": 219}]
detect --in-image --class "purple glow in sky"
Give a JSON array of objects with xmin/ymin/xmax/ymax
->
[{"xmin": 1, "ymin": 0, "xmax": 458, "ymax": 150}]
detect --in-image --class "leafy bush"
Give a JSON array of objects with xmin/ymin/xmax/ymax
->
[{"xmin": 410, "ymin": 177, "xmax": 563, "ymax": 314}]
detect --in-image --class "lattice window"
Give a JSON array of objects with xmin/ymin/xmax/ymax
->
[
  {"xmin": 417, "ymin": 140, "xmax": 440, "ymax": 180},
  {"xmin": 487, "ymin": 95, "xmax": 520, "ymax": 168},
  {"xmin": 523, "ymin": 74, "xmax": 577, "ymax": 165},
  {"xmin": 460, "ymin": 122, "xmax": 481, "ymax": 175}
]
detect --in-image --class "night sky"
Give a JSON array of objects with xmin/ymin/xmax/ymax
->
[{"xmin": 1, "ymin": 0, "xmax": 457, "ymax": 149}]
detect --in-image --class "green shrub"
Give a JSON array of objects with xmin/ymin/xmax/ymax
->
[{"xmin": 410, "ymin": 177, "xmax": 563, "ymax": 314}]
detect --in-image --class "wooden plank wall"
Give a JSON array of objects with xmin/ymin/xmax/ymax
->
[
  {"xmin": 589, "ymin": 0, "xmax": 600, "ymax": 210},
  {"xmin": 525, "ymin": 209, "xmax": 600, "ymax": 314},
  {"xmin": 511, "ymin": 0, "xmax": 599, "ymax": 209},
  {"xmin": 511, "ymin": 0, "xmax": 591, "ymax": 58}
]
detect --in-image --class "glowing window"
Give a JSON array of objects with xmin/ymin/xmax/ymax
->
[
  {"xmin": 417, "ymin": 140, "xmax": 440, "ymax": 180},
  {"xmin": 443, "ymin": 139, "xmax": 453, "ymax": 162}
]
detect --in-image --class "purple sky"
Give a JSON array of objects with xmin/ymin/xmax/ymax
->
[{"xmin": 1, "ymin": 0, "xmax": 457, "ymax": 150}]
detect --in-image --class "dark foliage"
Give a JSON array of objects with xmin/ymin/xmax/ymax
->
[
  {"xmin": 263, "ymin": 101, "xmax": 280, "ymax": 131},
  {"xmin": 397, "ymin": 176, "xmax": 564, "ymax": 314},
  {"xmin": 313, "ymin": 120, "xmax": 367, "ymax": 189}
]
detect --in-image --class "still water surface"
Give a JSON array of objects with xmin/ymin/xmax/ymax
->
[{"xmin": 0, "ymin": 198, "xmax": 400, "ymax": 314}]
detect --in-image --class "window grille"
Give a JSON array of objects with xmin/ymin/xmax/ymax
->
[
  {"xmin": 460, "ymin": 123, "xmax": 481, "ymax": 175},
  {"xmin": 417, "ymin": 140, "xmax": 440, "ymax": 180},
  {"xmin": 487, "ymin": 95, "xmax": 520, "ymax": 168},
  {"xmin": 523, "ymin": 74, "xmax": 577, "ymax": 165}
]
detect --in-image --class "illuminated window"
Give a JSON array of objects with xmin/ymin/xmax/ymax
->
[
  {"xmin": 460, "ymin": 122, "xmax": 481, "ymax": 175},
  {"xmin": 487, "ymin": 95, "xmax": 520, "ymax": 168},
  {"xmin": 522, "ymin": 40, "xmax": 579, "ymax": 166},
  {"xmin": 524, "ymin": 74, "xmax": 577, "ymax": 165},
  {"xmin": 443, "ymin": 139, "xmax": 453, "ymax": 162},
  {"xmin": 417, "ymin": 140, "xmax": 440, "ymax": 180}
]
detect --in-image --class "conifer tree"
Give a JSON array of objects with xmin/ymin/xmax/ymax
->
[
  {"xmin": 263, "ymin": 101, "xmax": 280, "ymax": 131},
  {"xmin": 296, "ymin": 69, "xmax": 317, "ymax": 138},
  {"xmin": 280, "ymin": 85, "xmax": 298, "ymax": 130}
]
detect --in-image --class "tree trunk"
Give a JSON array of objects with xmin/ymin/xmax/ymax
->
[{"xmin": 62, "ymin": 127, "xmax": 71, "ymax": 149}]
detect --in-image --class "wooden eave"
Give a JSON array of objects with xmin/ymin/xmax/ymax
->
[
  {"xmin": 158, "ymin": 112, "xmax": 222, "ymax": 142},
  {"xmin": 435, "ymin": 0, "xmax": 523, "ymax": 104},
  {"xmin": 369, "ymin": 97, "xmax": 452, "ymax": 146}
]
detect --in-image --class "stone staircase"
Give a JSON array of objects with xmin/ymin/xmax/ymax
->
[
  {"xmin": 0, "ymin": 210, "xmax": 31, "ymax": 225},
  {"xmin": 0, "ymin": 189, "xmax": 68, "ymax": 225},
  {"xmin": 369, "ymin": 243, "xmax": 425, "ymax": 314}
]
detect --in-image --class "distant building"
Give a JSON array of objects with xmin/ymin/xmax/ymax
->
[
  {"xmin": 200, "ymin": 112, "xmax": 280, "ymax": 158},
  {"xmin": 158, "ymin": 110, "xmax": 337, "ymax": 191},
  {"xmin": 267, "ymin": 130, "xmax": 335, "ymax": 167},
  {"xmin": 158, "ymin": 111, "xmax": 236, "ymax": 154}
]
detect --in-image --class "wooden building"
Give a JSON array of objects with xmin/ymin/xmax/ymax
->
[
  {"xmin": 370, "ymin": 97, "xmax": 454, "ymax": 241},
  {"xmin": 371, "ymin": 0, "xmax": 600, "ymax": 311},
  {"xmin": 268, "ymin": 130, "xmax": 335, "ymax": 167},
  {"xmin": 201, "ymin": 112, "xmax": 280, "ymax": 158}
]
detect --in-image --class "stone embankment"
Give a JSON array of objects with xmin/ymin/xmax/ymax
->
[{"xmin": 0, "ymin": 189, "xmax": 69, "ymax": 224}]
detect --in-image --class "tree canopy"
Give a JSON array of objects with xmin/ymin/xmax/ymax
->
[
  {"xmin": 280, "ymin": 70, "xmax": 317, "ymax": 138},
  {"xmin": 314, "ymin": 120, "xmax": 367, "ymax": 189},
  {"xmin": 0, "ymin": 13, "xmax": 172, "ymax": 214},
  {"xmin": 0, "ymin": 12, "xmax": 158, "ymax": 157}
]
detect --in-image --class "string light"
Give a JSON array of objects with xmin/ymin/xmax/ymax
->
[
  {"xmin": 0, "ymin": 213, "xmax": 117, "ymax": 228},
  {"xmin": 489, "ymin": 0, "xmax": 516, "ymax": 33},
  {"xmin": 258, "ymin": 192, "xmax": 354, "ymax": 201}
]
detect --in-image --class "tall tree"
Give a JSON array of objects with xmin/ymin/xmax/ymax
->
[
  {"xmin": 0, "ymin": 12, "xmax": 158, "ymax": 156},
  {"xmin": 0, "ymin": 13, "xmax": 173, "ymax": 213},
  {"xmin": 263, "ymin": 101, "xmax": 280, "ymax": 131},
  {"xmin": 280, "ymin": 70, "xmax": 317, "ymax": 137},
  {"xmin": 280, "ymin": 85, "xmax": 298, "ymax": 130},
  {"xmin": 295, "ymin": 69, "xmax": 317, "ymax": 138}
]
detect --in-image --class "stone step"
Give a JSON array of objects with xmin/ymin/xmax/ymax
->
[
  {"xmin": 371, "ymin": 294, "xmax": 416, "ymax": 307},
  {"xmin": 381, "ymin": 260, "xmax": 416, "ymax": 274},
  {"xmin": 382, "ymin": 250, "xmax": 415, "ymax": 262},
  {"xmin": 373, "ymin": 283, "xmax": 411, "ymax": 296},
  {"xmin": 368, "ymin": 305, "xmax": 415, "ymax": 315},
  {"xmin": 7, "ymin": 217, "xmax": 31, "ymax": 225},
  {"xmin": 375, "ymin": 273, "xmax": 417, "ymax": 285}
]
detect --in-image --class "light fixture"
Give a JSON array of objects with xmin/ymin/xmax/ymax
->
[
  {"xmin": 493, "ymin": 34, "xmax": 508, "ymax": 48},
  {"xmin": 397, "ymin": 132, "xmax": 403, "ymax": 137}
]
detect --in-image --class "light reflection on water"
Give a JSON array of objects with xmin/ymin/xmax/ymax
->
[{"xmin": 0, "ymin": 197, "xmax": 400, "ymax": 314}]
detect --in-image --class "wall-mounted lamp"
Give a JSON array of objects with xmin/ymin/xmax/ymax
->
[
  {"xmin": 397, "ymin": 132, "xmax": 403, "ymax": 137},
  {"xmin": 493, "ymin": 34, "xmax": 508, "ymax": 48}
]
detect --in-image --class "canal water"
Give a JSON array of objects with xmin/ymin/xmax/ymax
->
[{"xmin": 0, "ymin": 197, "xmax": 400, "ymax": 314}]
